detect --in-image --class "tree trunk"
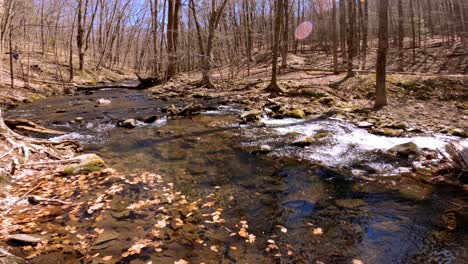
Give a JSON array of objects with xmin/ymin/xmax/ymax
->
[
  {"xmin": 332, "ymin": 0, "xmax": 339, "ymax": 73},
  {"xmin": 361, "ymin": 0, "xmax": 368, "ymax": 70},
  {"xmin": 281, "ymin": 0, "xmax": 289, "ymax": 69},
  {"xmin": 346, "ymin": 0, "xmax": 355, "ymax": 77},
  {"xmin": 410, "ymin": 0, "xmax": 416, "ymax": 63},
  {"xmin": 266, "ymin": 0, "xmax": 286, "ymax": 95},
  {"xmin": 397, "ymin": 0, "xmax": 404, "ymax": 71},
  {"xmin": 166, "ymin": 0, "xmax": 181, "ymax": 80},
  {"xmin": 375, "ymin": 0, "xmax": 389, "ymax": 108},
  {"xmin": 339, "ymin": 0, "xmax": 347, "ymax": 63},
  {"xmin": 77, "ymin": 0, "xmax": 85, "ymax": 71}
]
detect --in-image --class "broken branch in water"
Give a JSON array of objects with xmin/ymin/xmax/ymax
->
[
  {"xmin": 27, "ymin": 195, "xmax": 70, "ymax": 205},
  {"xmin": 3, "ymin": 183, "xmax": 42, "ymax": 216}
]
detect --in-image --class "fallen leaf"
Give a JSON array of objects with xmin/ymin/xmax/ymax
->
[
  {"xmin": 313, "ymin": 228, "xmax": 323, "ymax": 235},
  {"xmin": 247, "ymin": 234, "xmax": 256, "ymax": 243},
  {"xmin": 175, "ymin": 259, "xmax": 189, "ymax": 264},
  {"xmin": 352, "ymin": 259, "xmax": 364, "ymax": 264},
  {"xmin": 210, "ymin": 245, "xmax": 218, "ymax": 252},
  {"xmin": 102, "ymin": 256, "xmax": 113, "ymax": 261},
  {"xmin": 155, "ymin": 220, "xmax": 167, "ymax": 229},
  {"xmin": 238, "ymin": 227, "xmax": 248, "ymax": 238}
]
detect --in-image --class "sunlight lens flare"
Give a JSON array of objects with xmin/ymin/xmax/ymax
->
[{"xmin": 295, "ymin": 21, "xmax": 314, "ymax": 40}]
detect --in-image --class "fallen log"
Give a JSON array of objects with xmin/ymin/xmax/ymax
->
[{"xmin": 76, "ymin": 74, "xmax": 163, "ymax": 91}]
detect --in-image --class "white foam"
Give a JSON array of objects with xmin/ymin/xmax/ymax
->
[
  {"xmin": 261, "ymin": 117, "xmax": 462, "ymax": 168},
  {"xmin": 50, "ymin": 132, "xmax": 93, "ymax": 142}
]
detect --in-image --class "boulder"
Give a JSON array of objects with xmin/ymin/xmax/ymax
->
[
  {"xmin": 285, "ymin": 109, "xmax": 306, "ymax": 119},
  {"xmin": 240, "ymin": 109, "xmax": 262, "ymax": 123},
  {"xmin": 450, "ymin": 128, "xmax": 467, "ymax": 138},
  {"xmin": 62, "ymin": 154, "xmax": 107, "ymax": 175},
  {"xmin": 291, "ymin": 136, "xmax": 314, "ymax": 147},
  {"xmin": 389, "ymin": 142, "xmax": 419, "ymax": 157},
  {"xmin": 97, "ymin": 98, "xmax": 111, "ymax": 105},
  {"xmin": 118, "ymin": 119, "xmax": 137, "ymax": 129}
]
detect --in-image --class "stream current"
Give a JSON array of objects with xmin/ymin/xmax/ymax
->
[{"xmin": 6, "ymin": 88, "xmax": 467, "ymax": 263}]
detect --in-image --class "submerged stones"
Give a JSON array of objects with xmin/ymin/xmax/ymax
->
[{"xmin": 62, "ymin": 154, "xmax": 107, "ymax": 175}]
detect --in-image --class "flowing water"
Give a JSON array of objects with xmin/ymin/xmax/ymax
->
[{"xmin": 6, "ymin": 88, "xmax": 468, "ymax": 264}]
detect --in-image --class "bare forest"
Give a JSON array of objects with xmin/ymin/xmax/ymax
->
[{"xmin": 0, "ymin": 0, "xmax": 467, "ymax": 263}]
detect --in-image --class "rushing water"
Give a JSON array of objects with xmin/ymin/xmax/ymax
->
[{"xmin": 6, "ymin": 88, "xmax": 468, "ymax": 263}]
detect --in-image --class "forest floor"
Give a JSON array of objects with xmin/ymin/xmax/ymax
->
[{"xmin": 0, "ymin": 52, "xmax": 134, "ymax": 109}]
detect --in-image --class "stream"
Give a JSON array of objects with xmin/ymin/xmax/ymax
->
[{"xmin": 5, "ymin": 88, "xmax": 468, "ymax": 263}]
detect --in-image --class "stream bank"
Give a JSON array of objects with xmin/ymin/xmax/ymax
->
[{"xmin": 1, "ymin": 87, "xmax": 467, "ymax": 263}]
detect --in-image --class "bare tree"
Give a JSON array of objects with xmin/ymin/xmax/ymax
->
[
  {"xmin": 190, "ymin": 0, "xmax": 229, "ymax": 88},
  {"xmin": 265, "ymin": 0, "xmax": 286, "ymax": 95}
]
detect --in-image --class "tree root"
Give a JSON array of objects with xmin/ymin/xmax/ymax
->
[{"xmin": 0, "ymin": 109, "xmax": 81, "ymax": 175}]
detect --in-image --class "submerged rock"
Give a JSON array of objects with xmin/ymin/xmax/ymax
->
[
  {"xmin": 118, "ymin": 119, "xmax": 137, "ymax": 129},
  {"xmin": 8, "ymin": 234, "xmax": 41, "ymax": 244},
  {"xmin": 389, "ymin": 142, "xmax": 419, "ymax": 157},
  {"xmin": 285, "ymin": 109, "xmax": 306, "ymax": 119},
  {"xmin": 62, "ymin": 154, "xmax": 107, "ymax": 175},
  {"xmin": 291, "ymin": 136, "xmax": 314, "ymax": 147}
]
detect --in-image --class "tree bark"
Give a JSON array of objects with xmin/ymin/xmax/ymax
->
[{"xmin": 375, "ymin": 0, "xmax": 389, "ymax": 108}]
